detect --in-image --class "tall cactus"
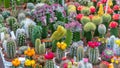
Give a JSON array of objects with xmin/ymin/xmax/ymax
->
[
  {"xmin": 45, "ymin": 60, "xmax": 55, "ymax": 68},
  {"xmin": 35, "ymin": 39, "xmax": 45, "ymax": 55},
  {"xmin": 6, "ymin": 39, "xmax": 16, "ymax": 59},
  {"xmin": 77, "ymin": 46, "xmax": 84, "ymax": 62},
  {"xmin": 88, "ymin": 47, "xmax": 99, "ymax": 65},
  {"xmin": 17, "ymin": 32, "xmax": 26, "ymax": 47}
]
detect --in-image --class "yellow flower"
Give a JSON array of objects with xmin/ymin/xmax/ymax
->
[
  {"xmin": 31, "ymin": 60, "xmax": 35, "ymax": 66},
  {"xmin": 115, "ymin": 39, "xmax": 120, "ymax": 47},
  {"xmin": 111, "ymin": 58, "xmax": 114, "ymax": 63},
  {"xmin": 115, "ymin": 60, "xmax": 119, "ymax": 64},
  {"xmin": 25, "ymin": 59, "xmax": 31, "ymax": 66},
  {"xmin": 12, "ymin": 58, "xmax": 21, "ymax": 67},
  {"xmin": 98, "ymin": 4, "xmax": 104, "ymax": 16}
]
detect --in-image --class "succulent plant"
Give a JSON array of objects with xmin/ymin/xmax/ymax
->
[
  {"xmin": 31, "ymin": 26, "xmax": 42, "ymax": 45},
  {"xmin": 81, "ymin": 7, "xmax": 90, "ymax": 16},
  {"xmin": 81, "ymin": 16, "xmax": 90, "ymax": 25},
  {"xmin": 98, "ymin": 24, "xmax": 106, "ymax": 35},
  {"xmin": 6, "ymin": 39, "xmax": 16, "ymax": 59},
  {"xmin": 18, "ymin": 13, "xmax": 26, "ymax": 23},
  {"xmin": 1, "ymin": 10, "xmax": 11, "ymax": 19},
  {"xmin": 6, "ymin": 16, "xmax": 17, "ymax": 30},
  {"xmin": 27, "ymin": 3, "xmax": 35, "ymax": 10},
  {"xmin": 35, "ymin": 39, "xmax": 45, "ymax": 55},
  {"xmin": 77, "ymin": 46, "xmax": 84, "ymax": 62},
  {"xmin": 28, "ymin": 24, "xmax": 35, "ymax": 39},
  {"xmin": 88, "ymin": 47, "xmax": 100, "ymax": 65},
  {"xmin": 45, "ymin": 60, "xmax": 55, "ymax": 68},
  {"xmin": 84, "ymin": 22, "xmax": 96, "ymax": 32},
  {"xmin": 92, "ymin": 16, "xmax": 102, "ymax": 25},
  {"xmin": 101, "ymin": 48, "xmax": 114, "ymax": 62}
]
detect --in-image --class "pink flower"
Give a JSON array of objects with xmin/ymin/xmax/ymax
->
[
  {"xmin": 90, "ymin": 6, "xmax": 96, "ymax": 13},
  {"xmin": 109, "ymin": 21, "xmax": 118, "ymax": 28},
  {"xmin": 113, "ymin": 5, "xmax": 119, "ymax": 11},
  {"xmin": 44, "ymin": 52, "xmax": 54, "ymax": 60},
  {"xmin": 112, "ymin": 14, "xmax": 119, "ymax": 20},
  {"xmin": 76, "ymin": 14, "xmax": 84, "ymax": 20}
]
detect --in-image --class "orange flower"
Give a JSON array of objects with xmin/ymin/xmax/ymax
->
[
  {"xmin": 24, "ymin": 47, "xmax": 35, "ymax": 57},
  {"xmin": 12, "ymin": 58, "xmax": 21, "ymax": 67}
]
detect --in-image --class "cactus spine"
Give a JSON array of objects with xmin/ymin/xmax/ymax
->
[
  {"xmin": 17, "ymin": 32, "xmax": 26, "ymax": 47},
  {"xmin": 56, "ymin": 48, "xmax": 65, "ymax": 61},
  {"xmin": 70, "ymin": 43, "xmax": 78, "ymax": 58},
  {"xmin": 88, "ymin": 47, "xmax": 99, "ymax": 65},
  {"xmin": 6, "ymin": 39, "xmax": 16, "ymax": 59},
  {"xmin": 77, "ymin": 46, "xmax": 84, "ymax": 62},
  {"xmin": 35, "ymin": 39, "xmax": 45, "ymax": 55},
  {"xmin": 45, "ymin": 60, "xmax": 55, "ymax": 68}
]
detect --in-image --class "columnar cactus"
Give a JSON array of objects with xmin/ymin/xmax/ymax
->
[
  {"xmin": 6, "ymin": 39, "xmax": 16, "ymax": 59},
  {"xmin": 28, "ymin": 24, "xmax": 35, "ymax": 39},
  {"xmin": 45, "ymin": 60, "xmax": 55, "ymax": 68},
  {"xmin": 35, "ymin": 39, "xmax": 45, "ymax": 55},
  {"xmin": 88, "ymin": 47, "xmax": 99, "ymax": 65},
  {"xmin": 77, "ymin": 46, "xmax": 84, "ymax": 62}
]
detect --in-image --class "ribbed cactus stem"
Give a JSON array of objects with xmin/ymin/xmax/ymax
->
[
  {"xmin": 17, "ymin": 33, "xmax": 25, "ymax": 47},
  {"xmin": 4, "ymin": 0, "xmax": 10, "ymax": 8},
  {"xmin": 35, "ymin": 39, "xmax": 45, "ymax": 55},
  {"xmin": 56, "ymin": 48, "xmax": 65, "ymax": 61},
  {"xmin": 45, "ymin": 60, "xmax": 55, "ymax": 68},
  {"xmin": 88, "ymin": 47, "xmax": 99, "ymax": 65},
  {"xmin": 77, "ymin": 46, "xmax": 84, "ymax": 62},
  {"xmin": 6, "ymin": 39, "xmax": 16, "ymax": 59}
]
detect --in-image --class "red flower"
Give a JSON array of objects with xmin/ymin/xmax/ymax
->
[
  {"xmin": 109, "ymin": 21, "xmax": 118, "ymax": 28},
  {"xmin": 97, "ymin": 1, "xmax": 102, "ymax": 7},
  {"xmin": 92, "ymin": 0, "xmax": 97, "ymax": 2},
  {"xmin": 90, "ymin": 6, "xmax": 96, "ymax": 13},
  {"xmin": 88, "ymin": 41, "xmax": 100, "ymax": 48},
  {"xmin": 77, "ymin": 6, "xmax": 84, "ymax": 11},
  {"xmin": 44, "ymin": 52, "xmax": 54, "ymax": 60},
  {"xmin": 112, "ymin": 14, "xmax": 119, "ymax": 20},
  {"xmin": 76, "ymin": 14, "xmax": 84, "ymax": 20},
  {"xmin": 101, "ymin": 0, "xmax": 107, "ymax": 3},
  {"xmin": 113, "ymin": 5, "xmax": 119, "ymax": 11},
  {"xmin": 89, "ymin": 15, "xmax": 94, "ymax": 20}
]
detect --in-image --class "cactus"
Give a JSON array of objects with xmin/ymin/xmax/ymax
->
[
  {"xmin": 6, "ymin": 16, "xmax": 17, "ymax": 30},
  {"xmin": 56, "ymin": 48, "xmax": 65, "ymax": 61},
  {"xmin": 4, "ymin": 0, "xmax": 10, "ymax": 8},
  {"xmin": 31, "ymin": 26, "xmax": 42, "ymax": 45},
  {"xmin": 27, "ymin": 3, "xmax": 35, "ymax": 11},
  {"xmin": 88, "ymin": 47, "xmax": 99, "ymax": 65},
  {"xmin": 81, "ymin": 16, "xmax": 90, "ymax": 25},
  {"xmin": 70, "ymin": 43, "xmax": 79, "ymax": 58},
  {"xmin": 77, "ymin": 46, "xmax": 84, "ymax": 62},
  {"xmin": 81, "ymin": 7, "xmax": 90, "ymax": 16},
  {"xmin": 6, "ymin": 39, "xmax": 16, "ymax": 59},
  {"xmin": 45, "ymin": 60, "xmax": 55, "ymax": 68},
  {"xmin": 18, "ymin": 13, "xmax": 26, "ymax": 23},
  {"xmin": 35, "ymin": 39, "xmax": 45, "ymax": 55},
  {"xmin": 1, "ymin": 10, "xmax": 10, "ymax": 19},
  {"xmin": 28, "ymin": 24, "xmax": 35, "ymax": 39},
  {"xmin": 92, "ymin": 16, "xmax": 102, "ymax": 25},
  {"xmin": 17, "ymin": 32, "xmax": 26, "ymax": 47},
  {"xmin": 12, "ymin": 22, "xmax": 20, "ymax": 33}
]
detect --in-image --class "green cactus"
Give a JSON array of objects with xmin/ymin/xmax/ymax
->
[
  {"xmin": 81, "ymin": 16, "xmax": 90, "ymax": 25},
  {"xmin": 12, "ymin": 22, "xmax": 20, "ymax": 33},
  {"xmin": 31, "ymin": 26, "xmax": 42, "ymax": 45},
  {"xmin": 17, "ymin": 32, "xmax": 26, "ymax": 47},
  {"xmin": 88, "ymin": 47, "xmax": 99, "ymax": 65},
  {"xmin": 6, "ymin": 39, "xmax": 16, "ymax": 59},
  {"xmin": 77, "ymin": 46, "xmax": 84, "ymax": 62},
  {"xmin": 70, "ymin": 43, "xmax": 78, "ymax": 58},
  {"xmin": 81, "ymin": 7, "xmax": 90, "ymax": 16},
  {"xmin": 35, "ymin": 39, "xmax": 45, "ymax": 55},
  {"xmin": 4, "ymin": 0, "xmax": 10, "ymax": 8},
  {"xmin": 56, "ymin": 48, "xmax": 65, "ymax": 62},
  {"xmin": 28, "ymin": 24, "xmax": 35, "ymax": 39},
  {"xmin": 45, "ymin": 60, "xmax": 55, "ymax": 68}
]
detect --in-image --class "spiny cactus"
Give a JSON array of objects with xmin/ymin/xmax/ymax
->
[
  {"xmin": 6, "ymin": 16, "xmax": 17, "ymax": 30},
  {"xmin": 70, "ymin": 43, "xmax": 79, "ymax": 58},
  {"xmin": 31, "ymin": 26, "xmax": 42, "ymax": 45},
  {"xmin": 45, "ymin": 60, "xmax": 55, "ymax": 68},
  {"xmin": 12, "ymin": 22, "xmax": 20, "ymax": 33},
  {"xmin": 56, "ymin": 48, "xmax": 65, "ymax": 61},
  {"xmin": 81, "ymin": 7, "xmax": 90, "ymax": 16},
  {"xmin": 92, "ymin": 16, "xmax": 102, "ymax": 25},
  {"xmin": 88, "ymin": 47, "xmax": 99, "ymax": 65},
  {"xmin": 28, "ymin": 24, "xmax": 35, "ymax": 39},
  {"xmin": 6, "ymin": 39, "xmax": 16, "ymax": 59},
  {"xmin": 17, "ymin": 32, "xmax": 26, "ymax": 47},
  {"xmin": 1, "ymin": 10, "xmax": 10, "ymax": 19},
  {"xmin": 84, "ymin": 22, "xmax": 96, "ymax": 32},
  {"xmin": 81, "ymin": 16, "xmax": 90, "ymax": 25},
  {"xmin": 35, "ymin": 39, "xmax": 45, "ymax": 55},
  {"xmin": 77, "ymin": 46, "xmax": 84, "ymax": 62}
]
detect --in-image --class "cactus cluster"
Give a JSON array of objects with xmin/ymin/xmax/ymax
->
[
  {"xmin": 6, "ymin": 39, "xmax": 16, "ymax": 59},
  {"xmin": 35, "ymin": 39, "xmax": 45, "ymax": 55},
  {"xmin": 88, "ymin": 47, "xmax": 99, "ymax": 65},
  {"xmin": 77, "ymin": 46, "xmax": 84, "ymax": 62},
  {"xmin": 84, "ymin": 22, "xmax": 96, "ymax": 32},
  {"xmin": 45, "ymin": 60, "xmax": 55, "ymax": 68},
  {"xmin": 81, "ymin": 16, "xmax": 90, "ymax": 25}
]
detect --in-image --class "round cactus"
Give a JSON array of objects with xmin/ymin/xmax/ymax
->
[
  {"xmin": 102, "ymin": 14, "xmax": 111, "ymax": 23},
  {"xmin": 27, "ymin": 3, "xmax": 35, "ymax": 10},
  {"xmin": 84, "ymin": 22, "xmax": 96, "ymax": 32},
  {"xmin": 81, "ymin": 16, "xmax": 90, "ymax": 25},
  {"xmin": 81, "ymin": 7, "xmax": 90, "ymax": 16},
  {"xmin": 98, "ymin": 24, "xmax": 106, "ymax": 35},
  {"xmin": 92, "ymin": 16, "xmax": 102, "ymax": 25},
  {"xmin": 1, "ymin": 10, "xmax": 11, "ymax": 19}
]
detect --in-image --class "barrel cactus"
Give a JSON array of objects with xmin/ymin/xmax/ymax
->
[
  {"xmin": 28, "ymin": 24, "xmax": 35, "ymax": 39},
  {"xmin": 31, "ymin": 26, "xmax": 42, "ymax": 45},
  {"xmin": 77, "ymin": 46, "xmax": 84, "ymax": 62},
  {"xmin": 81, "ymin": 7, "xmax": 90, "ymax": 16},
  {"xmin": 81, "ymin": 16, "xmax": 90, "ymax": 25},
  {"xmin": 35, "ymin": 39, "xmax": 45, "ymax": 55},
  {"xmin": 92, "ymin": 16, "xmax": 102, "ymax": 25},
  {"xmin": 6, "ymin": 39, "xmax": 16, "ymax": 59},
  {"xmin": 1, "ymin": 10, "xmax": 11, "ymax": 19},
  {"xmin": 88, "ymin": 47, "xmax": 100, "ymax": 65},
  {"xmin": 45, "ymin": 60, "xmax": 55, "ymax": 68},
  {"xmin": 84, "ymin": 22, "xmax": 96, "ymax": 32}
]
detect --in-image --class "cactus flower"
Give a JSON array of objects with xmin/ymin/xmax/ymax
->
[
  {"xmin": 12, "ymin": 58, "xmax": 21, "ymax": 67},
  {"xmin": 109, "ymin": 21, "xmax": 118, "ymax": 28},
  {"xmin": 112, "ymin": 14, "xmax": 119, "ymax": 21}
]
